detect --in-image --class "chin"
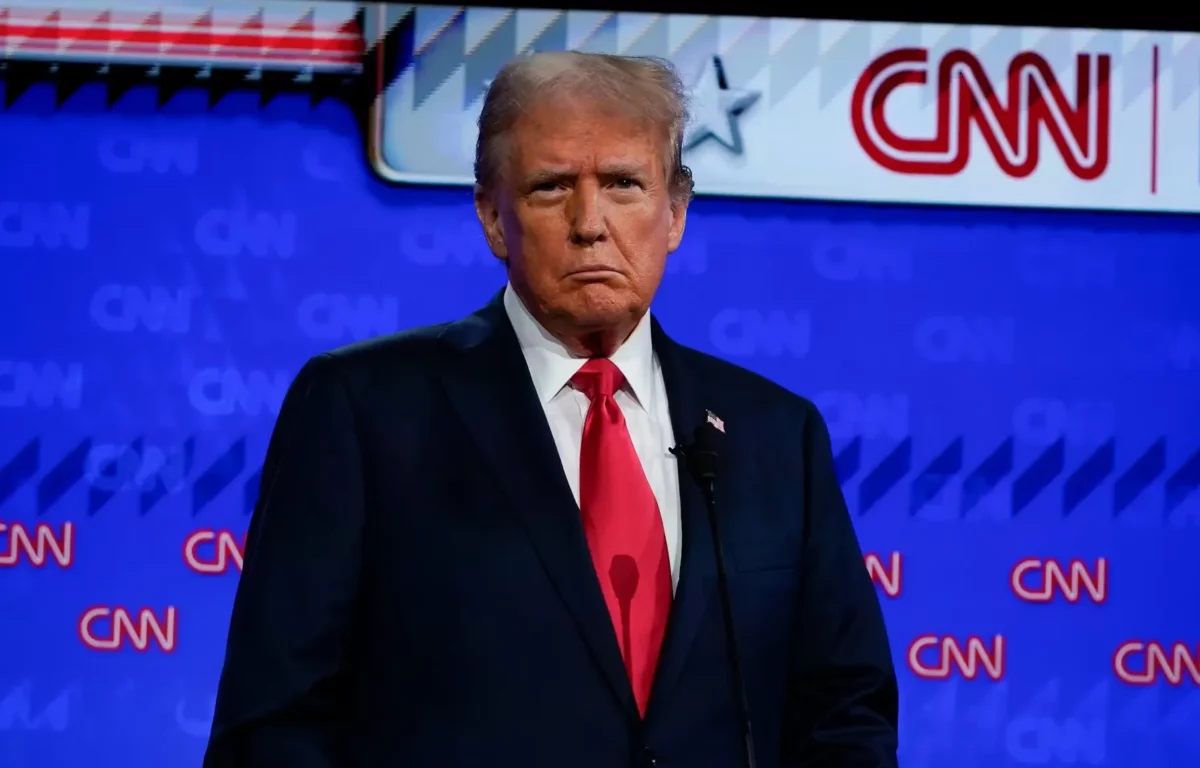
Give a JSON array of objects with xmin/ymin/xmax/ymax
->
[{"xmin": 564, "ymin": 285, "xmax": 641, "ymax": 325}]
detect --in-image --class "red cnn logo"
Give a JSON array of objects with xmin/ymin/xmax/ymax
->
[
  {"xmin": 851, "ymin": 48, "xmax": 1111, "ymax": 180},
  {"xmin": 0, "ymin": 521, "xmax": 73, "ymax": 567},
  {"xmin": 79, "ymin": 607, "xmax": 177, "ymax": 652},
  {"xmin": 909, "ymin": 635, "xmax": 1005, "ymax": 680},
  {"xmin": 1011, "ymin": 557, "xmax": 1107, "ymax": 603},
  {"xmin": 864, "ymin": 552, "xmax": 901, "ymax": 597},
  {"xmin": 184, "ymin": 529, "xmax": 244, "ymax": 574},
  {"xmin": 1114, "ymin": 642, "xmax": 1200, "ymax": 686}
]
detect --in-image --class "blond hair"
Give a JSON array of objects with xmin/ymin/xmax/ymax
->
[{"xmin": 474, "ymin": 51, "xmax": 694, "ymax": 205}]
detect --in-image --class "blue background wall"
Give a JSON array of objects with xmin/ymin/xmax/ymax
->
[{"xmin": 1, "ymin": 80, "xmax": 1198, "ymax": 767}]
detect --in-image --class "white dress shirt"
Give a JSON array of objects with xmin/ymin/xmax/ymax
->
[{"xmin": 503, "ymin": 283, "xmax": 682, "ymax": 591}]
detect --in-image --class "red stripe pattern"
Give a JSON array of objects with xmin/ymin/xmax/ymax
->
[{"xmin": 0, "ymin": 5, "xmax": 362, "ymax": 70}]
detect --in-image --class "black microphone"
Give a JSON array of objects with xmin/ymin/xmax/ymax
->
[{"xmin": 670, "ymin": 413, "xmax": 757, "ymax": 768}]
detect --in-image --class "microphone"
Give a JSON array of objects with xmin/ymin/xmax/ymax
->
[{"xmin": 670, "ymin": 414, "xmax": 757, "ymax": 768}]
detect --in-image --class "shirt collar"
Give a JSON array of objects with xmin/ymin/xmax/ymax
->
[{"xmin": 503, "ymin": 281, "xmax": 656, "ymax": 408}]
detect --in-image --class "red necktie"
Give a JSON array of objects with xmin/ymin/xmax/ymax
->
[{"xmin": 571, "ymin": 358, "xmax": 672, "ymax": 717}]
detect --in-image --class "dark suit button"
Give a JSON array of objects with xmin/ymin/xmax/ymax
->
[{"xmin": 640, "ymin": 747, "xmax": 657, "ymax": 767}]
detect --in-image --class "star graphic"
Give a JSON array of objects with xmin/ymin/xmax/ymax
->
[{"xmin": 683, "ymin": 56, "xmax": 760, "ymax": 154}]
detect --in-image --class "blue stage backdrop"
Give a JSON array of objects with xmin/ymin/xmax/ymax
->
[{"xmin": 0, "ymin": 81, "xmax": 1198, "ymax": 768}]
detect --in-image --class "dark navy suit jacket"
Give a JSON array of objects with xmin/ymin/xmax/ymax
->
[{"xmin": 203, "ymin": 292, "xmax": 899, "ymax": 768}]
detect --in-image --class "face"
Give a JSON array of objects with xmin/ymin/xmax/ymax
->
[{"xmin": 475, "ymin": 98, "xmax": 688, "ymax": 339}]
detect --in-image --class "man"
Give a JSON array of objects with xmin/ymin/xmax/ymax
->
[{"xmin": 205, "ymin": 52, "xmax": 898, "ymax": 767}]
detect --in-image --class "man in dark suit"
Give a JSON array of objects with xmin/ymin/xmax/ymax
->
[{"xmin": 204, "ymin": 52, "xmax": 898, "ymax": 767}]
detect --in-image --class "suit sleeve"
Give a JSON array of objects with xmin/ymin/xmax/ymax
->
[
  {"xmin": 780, "ymin": 400, "xmax": 899, "ymax": 767},
  {"xmin": 203, "ymin": 353, "xmax": 364, "ymax": 768}
]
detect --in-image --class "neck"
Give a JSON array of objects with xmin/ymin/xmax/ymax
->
[{"xmin": 556, "ymin": 324, "xmax": 637, "ymax": 358}]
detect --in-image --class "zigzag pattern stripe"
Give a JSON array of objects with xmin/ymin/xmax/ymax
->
[
  {"xmin": 909, "ymin": 438, "xmax": 962, "ymax": 517},
  {"xmin": 37, "ymin": 439, "xmax": 89, "ymax": 516},
  {"xmin": 837, "ymin": 437, "xmax": 1200, "ymax": 518},
  {"xmin": 0, "ymin": 435, "xmax": 1198, "ymax": 519},
  {"xmin": 192, "ymin": 438, "xmax": 245, "ymax": 517},
  {"xmin": 388, "ymin": 10, "xmax": 1177, "ymax": 118},
  {"xmin": 1012, "ymin": 438, "xmax": 1065, "ymax": 516},
  {"xmin": 1063, "ymin": 440, "xmax": 1115, "ymax": 515},
  {"xmin": 1114, "ymin": 439, "xmax": 1165, "ymax": 515},
  {"xmin": 859, "ymin": 438, "xmax": 911, "ymax": 515},
  {"xmin": 140, "ymin": 438, "xmax": 195, "ymax": 517},
  {"xmin": 87, "ymin": 436, "xmax": 140, "ymax": 517},
  {"xmin": 0, "ymin": 438, "xmax": 38, "ymax": 509}
]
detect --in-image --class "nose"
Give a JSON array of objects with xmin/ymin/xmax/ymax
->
[{"xmin": 568, "ymin": 180, "xmax": 607, "ymax": 245}]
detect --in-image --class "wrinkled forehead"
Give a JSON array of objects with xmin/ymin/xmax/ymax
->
[{"xmin": 502, "ymin": 91, "xmax": 673, "ymax": 179}]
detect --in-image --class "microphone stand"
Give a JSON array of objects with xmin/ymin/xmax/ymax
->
[
  {"xmin": 673, "ymin": 437, "xmax": 757, "ymax": 768},
  {"xmin": 699, "ymin": 477, "xmax": 757, "ymax": 768}
]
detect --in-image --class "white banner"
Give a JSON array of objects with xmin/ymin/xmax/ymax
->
[{"xmin": 367, "ymin": 8, "xmax": 1200, "ymax": 214}]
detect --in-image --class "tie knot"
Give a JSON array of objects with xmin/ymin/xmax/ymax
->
[{"xmin": 571, "ymin": 358, "xmax": 625, "ymax": 400}]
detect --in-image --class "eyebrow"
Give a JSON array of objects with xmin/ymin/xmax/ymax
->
[
  {"xmin": 598, "ymin": 162, "xmax": 648, "ymax": 179},
  {"xmin": 522, "ymin": 163, "xmax": 650, "ymax": 187},
  {"xmin": 523, "ymin": 168, "xmax": 571, "ymax": 188}
]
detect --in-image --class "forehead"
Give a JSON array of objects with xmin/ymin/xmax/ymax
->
[{"xmin": 508, "ymin": 99, "xmax": 665, "ymax": 173}]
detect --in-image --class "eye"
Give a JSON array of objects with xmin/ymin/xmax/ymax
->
[
  {"xmin": 612, "ymin": 177, "xmax": 640, "ymax": 190},
  {"xmin": 532, "ymin": 182, "xmax": 560, "ymax": 192}
]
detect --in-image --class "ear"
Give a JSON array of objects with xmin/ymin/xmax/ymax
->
[
  {"xmin": 474, "ymin": 185, "xmax": 509, "ymax": 262},
  {"xmin": 666, "ymin": 198, "xmax": 688, "ymax": 254}
]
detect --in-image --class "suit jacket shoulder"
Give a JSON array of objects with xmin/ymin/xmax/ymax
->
[
  {"xmin": 661, "ymin": 335, "xmax": 826, "ymax": 447},
  {"xmin": 313, "ymin": 297, "xmax": 511, "ymax": 380},
  {"xmin": 322, "ymin": 319, "xmax": 456, "ymax": 372},
  {"xmin": 669, "ymin": 342, "xmax": 803, "ymax": 404}
]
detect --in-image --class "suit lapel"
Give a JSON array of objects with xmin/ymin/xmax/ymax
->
[
  {"xmin": 646, "ymin": 318, "xmax": 719, "ymax": 720},
  {"xmin": 437, "ymin": 293, "xmax": 638, "ymax": 719}
]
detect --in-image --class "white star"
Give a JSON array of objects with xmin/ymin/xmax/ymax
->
[{"xmin": 683, "ymin": 56, "xmax": 760, "ymax": 154}]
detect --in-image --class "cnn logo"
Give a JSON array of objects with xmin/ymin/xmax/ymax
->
[
  {"xmin": 79, "ymin": 607, "xmax": 177, "ymax": 652},
  {"xmin": 851, "ymin": 48, "xmax": 1110, "ymax": 180},
  {"xmin": 908, "ymin": 635, "xmax": 1005, "ymax": 681},
  {"xmin": 184, "ymin": 529, "xmax": 245, "ymax": 574},
  {"xmin": 0, "ymin": 522, "xmax": 73, "ymax": 567},
  {"xmin": 1011, "ymin": 558, "xmax": 1107, "ymax": 604},
  {"xmin": 1114, "ymin": 642, "xmax": 1200, "ymax": 686}
]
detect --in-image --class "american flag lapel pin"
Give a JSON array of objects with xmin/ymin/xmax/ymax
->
[{"xmin": 706, "ymin": 409, "xmax": 725, "ymax": 433}]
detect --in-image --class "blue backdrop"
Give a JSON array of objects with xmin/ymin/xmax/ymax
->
[{"xmin": 1, "ymin": 80, "xmax": 1198, "ymax": 768}]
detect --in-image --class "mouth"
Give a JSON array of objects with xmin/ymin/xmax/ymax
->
[{"xmin": 566, "ymin": 268, "xmax": 624, "ymax": 281}]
